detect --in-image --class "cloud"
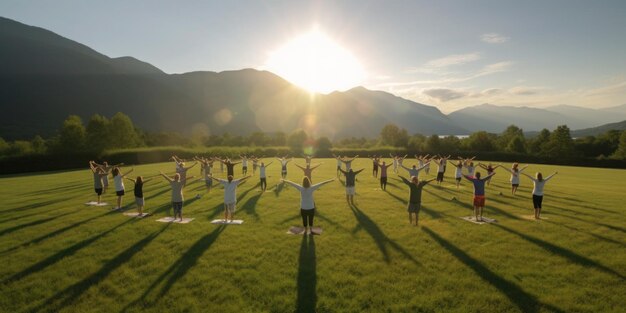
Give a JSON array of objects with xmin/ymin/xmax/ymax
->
[
  {"xmin": 407, "ymin": 52, "xmax": 481, "ymax": 74},
  {"xmin": 379, "ymin": 61, "xmax": 514, "ymax": 88},
  {"xmin": 481, "ymin": 33, "xmax": 509, "ymax": 44},
  {"xmin": 509, "ymin": 86, "xmax": 544, "ymax": 95},
  {"xmin": 423, "ymin": 88, "xmax": 468, "ymax": 102},
  {"xmin": 481, "ymin": 88, "xmax": 504, "ymax": 96}
]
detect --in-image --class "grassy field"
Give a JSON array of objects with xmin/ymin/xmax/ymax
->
[{"xmin": 0, "ymin": 158, "xmax": 624, "ymax": 313}]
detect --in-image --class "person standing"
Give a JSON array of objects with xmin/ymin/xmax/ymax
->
[
  {"xmin": 339, "ymin": 168, "xmax": 365, "ymax": 205},
  {"xmin": 212, "ymin": 175, "xmax": 251, "ymax": 222},
  {"xmin": 159, "ymin": 172, "xmax": 190, "ymax": 222},
  {"xmin": 463, "ymin": 171, "xmax": 496, "ymax": 222},
  {"xmin": 89, "ymin": 161, "xmax": 108, "ymax": 204},
  {"xmin": 259, "ymin": 161, "xmax": 273, "ymax": 192},
  {"xmin": 399, "ymin": 175, "xmax": 435, "ymax": 226},
  {"xmin": 125, "ymin": 176, "xmax": 152, "ymax": 216},
  {"xmin": 282, "ymin": 177, "xmax": 334, "ymax": 235},
  {"xmin": 376, "ymin": 160, "xmax": 393, "ymax": 190},
  {"xmin": 522, "ymin": 171, "xmax": 558, "ymax": 219},
  {"xmin": 112, "ymin": 167, "xmax": 133, "ymax": 210}
]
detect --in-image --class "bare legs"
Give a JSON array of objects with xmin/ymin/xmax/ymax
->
[{"xmin": 474, "ymin": 205, "xmax": 483, "ymax": 222}]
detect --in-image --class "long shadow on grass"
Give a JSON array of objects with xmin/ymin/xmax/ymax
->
[
  {"xmin": 273, "ymin": 180, "xmax": 285, "ymax": 197},
  {"xmin": 0, "ymin": 206, "xmax": 64, "ymax": 224},
  {"xmin": 121, "ymin": 225, "xmax": 225, "ymax": 312},
  {"xmin": 493, "ymin": 224, "xmax": 625, "ymax": 280},
  {"xmin": 422, "ymin": 227, "xmax": 566, "ymax": 313},
  {"xmin": 349, "ymin": 204, "xmax": 420, "ymax": 266},
  {"xmin": 0, "ymin": 211, "xmax": 76, "ymax": 237},
  {"xmin": 30, "ymin": 225, "xmax": 169, "ymax": 313},
  {"xmin": 242, "ymin": 194, "xmax": 261, "ymax": 220},
  {"xmin": 296, "ymin": 234, "xmax": 317, "ymax": 313},
  {"xmin": 1, "ymin": 211, "xmax": 112, "ymax": 255},
  {"xmin": 548, "ymin": 211, "xmax": 626, "ymax": 234},
  {"xmin": 3, "ymin": 217, "xmax": 136, "ymax": 283},
  {"xmin": 20, "ymin": 181, "xmax": 85, "ymax": 196},
  {"xmin": 279, "ymin": 211, "xmax": 350, "ymax": 232},
  {"xmin": 0, "ymin": 198, "xmax": 69, "ymax": 214},
  {"xmin": 543, "ymin": 220, "xmax": 625, "ymax": 247}
]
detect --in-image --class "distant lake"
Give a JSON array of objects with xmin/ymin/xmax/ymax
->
[{"xmin": 438, "ymin": 135, "xmax": 469, "ymax": 139}]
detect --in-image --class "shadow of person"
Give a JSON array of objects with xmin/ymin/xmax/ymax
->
[{"xmin": 296, "ymin": 234, "xmax": 316, "ymax": 313}]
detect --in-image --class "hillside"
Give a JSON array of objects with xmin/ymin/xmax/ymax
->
[
  {"xmin": 571, "ymin": 120, "xmax": 626, "ymax": 137},
  {"xmin": 0, "ymin": 16, "xmax": 465, "ymax": 139}
]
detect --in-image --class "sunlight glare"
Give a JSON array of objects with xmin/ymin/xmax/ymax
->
[{"xmin": 264, "ymin": 29, "xmax": 365, "ymax": 94}]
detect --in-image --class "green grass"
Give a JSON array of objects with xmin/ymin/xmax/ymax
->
[{"xmin": 0, "ymin": 159, "xmax": 624, "ymax": 313}]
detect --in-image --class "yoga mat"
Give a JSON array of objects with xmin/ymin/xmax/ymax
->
[
  {"xmin": 84, "ymin": 201, "xmax": 109, "ymax": 206},
  {"xmin": 210, "ymin": 219, "xmax": 244, "ymax": 225},
  {"xmin": 287, "ymin": 226, "xmax": 322, "ymax": 235},
  {"xmin": 460, "ymin": 216, "xmax": 497, "ymax": 224},
  {"xmin": 123, "ymin": 212, "xmax": 151, "ymax": 218},
  {"xmin": 156, "ymin": 217, "xmax": 195, "ymax": 224}
]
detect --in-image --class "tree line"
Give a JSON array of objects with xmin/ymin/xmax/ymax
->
[{"xmin": 1, "ymin": 113, "xmax": 626, "ymax": 161}]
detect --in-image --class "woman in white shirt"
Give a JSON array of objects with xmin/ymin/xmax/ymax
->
[
  {"xmin": 111, "ymin": 167, "xmax": 133, "ymax": 210},
  {"xmin": 282, "ymin": 177, "xmax": 334, "ymax": 235},
  {"xmin": 522, "ymin": 171, "xmax": 558, "ymax": 219},
  {"xmin": 501, "ymin": 163, "xmax": 529, "ymax": 195}
]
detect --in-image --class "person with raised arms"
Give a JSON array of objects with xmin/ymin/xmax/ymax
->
[
  {"xmin": 125, "ymin": 175, "xmax": 152, "ymax": 216},
  {"xmin": 376, "ymin": 160, "xmax": 394, "ymax": 190},
  {"xmin": 399, "ymin": 175, "xmax": 436, "ymax": 226},
  {"xmin": 450, "ymin": 160, "xmax": 464, "ymax": 189},
  {"xmin": 111, "ymin": 167, "xmax": 133, "ymax": 210},
  {"xmin": 159, "ymin": 172, "xmax": 192, "ymax": 222},
  {"xmin": 295, "ymin": 162, "xmax": 323, "ymax": 182},
  {"xmin": 465, "ymin": 161, "xmax": 478, "ymax": 177},
  {"xmin": 339, "ymin": 167, "xmax": 365, "ymax": 205},
  {"xmin": 416, "ymin": 154, "xmax": 430, "ymax": 175},
  {"xmin": 522, "ymin": 171, "xmax": 558, "ymax": 219},
  {"xmin": 400, "ymin": 159, "xmax": 430, "ymax": 180},
  {"xmin": 219, "ymin": 158, "xmax": 241, "ymax": 177},
  {"xmin": 463, "ymin": 171, "xmax": 496, "ymax": 222},
  {"xmin": 211, "ymin": 175, "xmax": 251, "ymax": 222},
  {"xmin": 251, "ymin": 155, "xmax": 261, "ymax": 175},
  {"xmin": 371, "ymin": 156, "xmax": 380, "ymax": 178},
  {"xmin": 282, "ymin": 177, "xmax": 335, "ymax": 235},
  {"xmin": 276, "ymin": 156, "xmax": 292, "ymax": 179},
  {"xmin": 92, "ymin": 161, "xmax": 124, "ymax": 193},
  {"xmin": 434, "ymin": 155, "xmax": 451, "ymax": 185},
  {"xmin": 240, "ymin": 154, "xmax": 249, "ymax": 175},
  {"xmin": 333, "ymin": 154, "xmax": 343, "ymax": 177},
  {"xmin": 501, "ymin": 163, "xmax": 529, "ymax": 195},
  {"xmin": 340, "ymin": 155, "xmax": 359, "ymax": 171},
  {"xmin": 302, "ymin": 153, "xmax": 313, "ymax": 166},
  {"xmin": 258, "ymin": 160, "xmax": 273, "ymax": 192},
  {"xmin": 194, "ymin": 156, "xmax": 214, "ymax": 192},
  {"xmin": 175, "ymin": 161, "xmax": 198, "ymax": 186},
  {"xmin": 478, "ymin": 163, "xmax": 500, "ymax": 185},
  {"xmin": 89, "ymin": 161, "xmax": 109, "ymax": 204}
]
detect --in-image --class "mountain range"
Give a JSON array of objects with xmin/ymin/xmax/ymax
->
[{"xmin": 1, "ymin": 16, "xmax": 625, "ymax": 140}]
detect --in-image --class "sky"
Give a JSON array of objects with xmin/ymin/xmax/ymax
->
[{"xmin": 1, "ymin": 0, "xmax": 626, "ymax": 113}]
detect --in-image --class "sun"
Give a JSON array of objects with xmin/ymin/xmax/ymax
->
[{"xmin": 264, "ymin": 29, "xmax": 366, "ymax": 94}]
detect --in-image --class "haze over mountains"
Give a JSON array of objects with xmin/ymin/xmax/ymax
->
[{"xmin": 1, "ymin": 16, "xmax": 625, "ymax": 140}]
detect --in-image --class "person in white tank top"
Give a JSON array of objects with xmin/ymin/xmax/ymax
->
[
  {"xmin": 501, "ymin": 163, "xmax": 529, "ymax": 195},
  {"xmin": 522, "ymin": 171, "xmax": 558, "ymax": 219}
]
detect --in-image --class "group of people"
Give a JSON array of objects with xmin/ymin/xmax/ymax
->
[{"xmin": 89, "ymin": 154, "xmax": 558, "ymax": 231}]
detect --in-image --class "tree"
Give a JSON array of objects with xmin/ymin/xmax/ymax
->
[
  {"xmin": 287, "ymin": 129, "xmax": 308, "ymax": 152},
  {"xmin": 424, "ymin": 134, "xmax": 441, "ymax": 152},
  {"xmin": 506, "ymin": 136, "xmax": 526, "ymax": 154},
  {"xmin": 86, "ymin": 114, "xmax": 112, "ymax": 152},
  {"xmin": 109, "ymin": 112, "xmax": 141, "ymax": 148},
  {"xmin": 440, "ymin": 135, "xmax": 462, "ymax": 152},
  {"xmin": 499, "ymin": 125, "xmax": 525, "ymax": 151},
  {"xmin": 31, "ymin": 135, "xmax": 47, "ymax": 154},
  {"xmin": 271, "ymin": 132, "xmax": 287, "ymax": 146},
  {"xmin": 467, "ymin": 131, "xmax": 495, "ymax": 151},
  {"xmin": 316, "ymin": 136, "xmax": 332, "ymax": 154},
  {"xmin": 408, "ymin": 134, "xmax": 426, "ymax": 151},
  {"xmin": 0, "ymin": 137, "xmax": 9, "ymax": 155},
  {"xmin": 248, "ymin": 132, "xmax": 269, "ymax": 146},
  {"xmin": 611, "ymin": 131, "xmax": 626, "ymax": 159},
  {"xmin": 380, "ymin": 124, "xmax": 409, "ymax": 147},
  {"xmin": 543, "ymin": 125, "xmax": 575, "ymax": 158},
  {"xmin": 528, "ymin": 129, "xmax": 550, "ymax": 154},
  {"xmin": 58, "ymin": 115, "xmax": 86, "ymax": 152}
]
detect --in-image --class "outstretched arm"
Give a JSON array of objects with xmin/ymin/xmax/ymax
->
[
  {"xmin": 125, "ymin": 177, "xmax": 136, "ymax": 184},
  {"xmin": 311, "ymin": 163, "xmax": 322, "ymax": 170},
  {"xmin": 480, "ymin": 172, "xmax": 496, "ymax": 181},
  {"xmin": 266, "ymin": 161, "xmax": 273, "ymax": 167},
  {"xmin": 295, "ymin": 164, "xmax": 305, "ymax": 170},
  {"xmin": 312, "ymin": 179, "xmax": 335, "ymax": 189},
  {"xmin": 520, "ymin": 172, "xmax": 537, "ymax": 182},
  {"xmin": 417, "ymin": 161, "xmax": 431, "ymax": 171},
  {"xmin": 281, "ymin": 179, "xmax": 301, "ymax": 189},
  {"xmin": 519, "ymin": 165, "xmax": 529, "ymax": 172},
  {"xmin": 354, "ymin": 169, "xmax": 365, "ymax": 175},
  {"xmin": 122, "ymin": 168, "xmax": 134, "ymax": 177},
  {"xmin": 184, "ymin": 162, "xmax": 198, "ymax": 170},
  {"xmin": 338, "ymin": 168, "xmax": 347, "ymax": 175},
  {"xmin": 159, "ymin": 172, "xmax": 174, "ymax": 182},
  {"xmin": 462, "ymin": 175, "xmax": 474, "ymax": 182},
  {"xmin": 544, "ymin": 172, "xmax": 558, "ymax": 181},
  {"xmin": 398, "ymin": 175, "xmax": 411, "ymax": 185}
]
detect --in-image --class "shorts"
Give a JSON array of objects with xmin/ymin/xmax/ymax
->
[
  {"xmin": 205, "ymin": 179, "xmax": 213, "ymax": 187},
  {"xmin": 346, "ymin": 186, "xmax": 355, "ymax": 195},
  {"xmin": 436, "ymin": 172, "xmax": 444, "ymax": 181},
  {"xmin": 473, "ymin": 195, "xmax": 486, "ymax": 207},
  {"xmin": 243, "ymin": 166, "xmax": 248, "ymax": 170},
  {"xmin": 380, "ymin": 177, "xmax": 387, "ymax": 184},
  {"xmin": 225, "ymin": 202, "xmax": 236, "ymax": 214},
  {"xmin": 407, "ymin": 202, "xmax": 421, "ymax": 213},
  {"xmin": 135, "ymin": 197, "xmax": 144, "ymax": 206},
  {"xmin": 512, "ymin": 183, "xmax": 519, "ymax": 187},
  {"xmin": 116, "ymin": 190, "xmax": 125, "ymax": 196},
  {"xmin": 337, "ymin": 166, "xmax": 341, "ymax": 170},
  {"xmin": 533, "ymin": 194, "xmax": 543, "ymax": 208},
  {"xmin": 172, "ymin": 202, "xmax": 183, "ymax": 215},
  {"xmin": 95, "ymin": 188, "xmax": 103, "ymax": 195},
  {"xmin": 455, "ymin": 177, "xmax": 462, "ymax": 182}
]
